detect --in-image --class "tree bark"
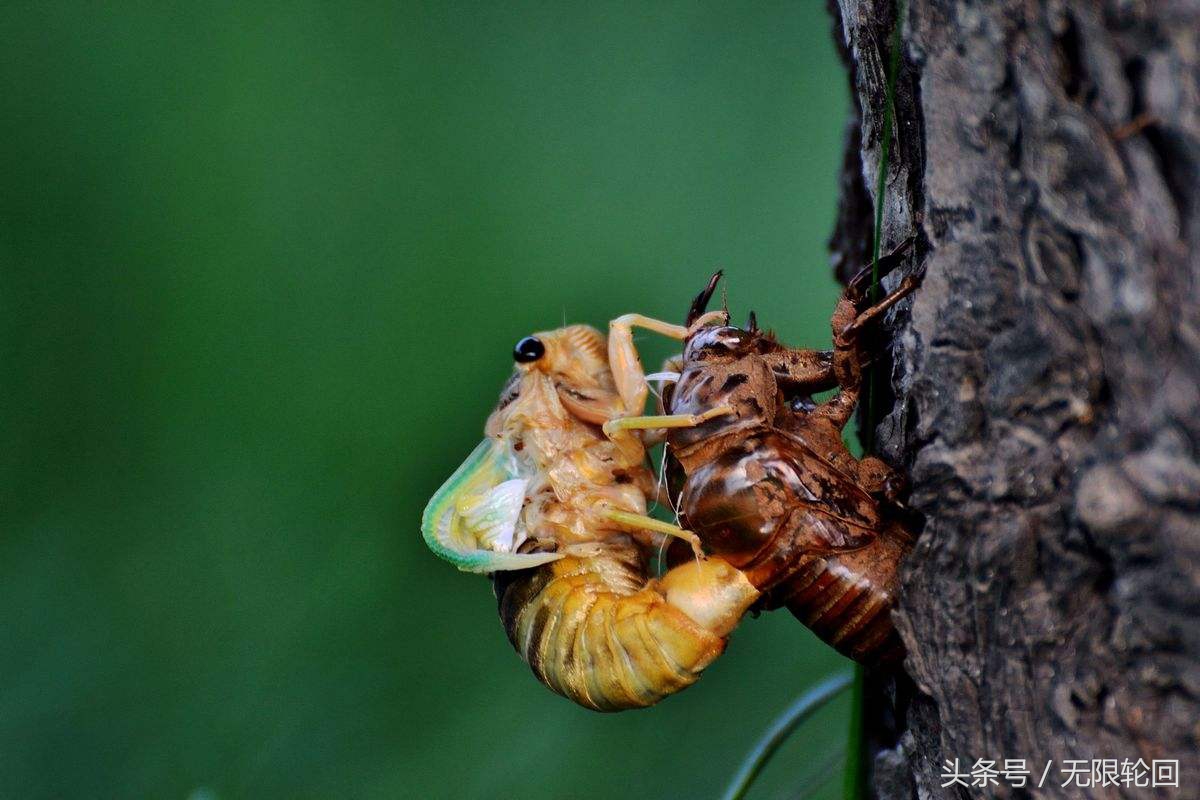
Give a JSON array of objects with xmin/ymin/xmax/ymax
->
[{"xmin": 827, "ymin": 1, "xmax": 1200, "ymax": 798}]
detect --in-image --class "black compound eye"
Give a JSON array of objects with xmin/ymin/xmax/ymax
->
[{"xmin": 513, "ymin": 336, "xmax": 545, "ymax": 363}]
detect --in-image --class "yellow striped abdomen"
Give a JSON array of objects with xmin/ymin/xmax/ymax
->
[{"xmin": 494, "ymin": 541, "xmax": 759, "ymax": 711}]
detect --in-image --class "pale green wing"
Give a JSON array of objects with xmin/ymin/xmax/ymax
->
[
  {"xmin": 421, "ymin": 438, "xmax": 562, "ymax": 574},
  {"xmin": 459, "ymin": 477, "xmax": 527, "ymax": 552}
]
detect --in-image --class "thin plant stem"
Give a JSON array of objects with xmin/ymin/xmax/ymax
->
[
  {"xmin": 851, "ymin": 4, "xmax": 907, "ymax": 799},
  {"xmin": 782, "ymin": 748, "xmax": 846, "ymax": 800},
  {"xmin": 721, "ymin": 672, "xmax": 853, "ymax": 800},
  {"xmin": 863, "ymin": 0, "xmax": 907, "ymax": 456},
  {"xmin": 841, "ymin": 665, "xmax": 867, "ymax": 800}
]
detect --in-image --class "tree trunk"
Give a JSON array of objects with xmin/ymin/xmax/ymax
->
[{"xmin": 827, "ymin": 1, "xmax": 1200, "ymax": 798}]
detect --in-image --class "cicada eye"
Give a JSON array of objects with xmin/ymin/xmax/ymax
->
[{"xmin": 513, "ymin": 336, "xmax": 545, "ymax": 363}]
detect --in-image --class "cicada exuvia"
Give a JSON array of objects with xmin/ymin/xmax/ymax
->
[{"xmin": 605, "ymin": 264, "xmax": 919, "ymax": 666}]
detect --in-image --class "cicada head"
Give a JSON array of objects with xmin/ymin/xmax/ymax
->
[
  {"xmin": 681, "ymin": 272, "xmax": 778, "ymax": 364},
  {"xmin": 683, "ymin": 325, "xmax": 760, "ymax": 362},
  {"xmin": 494, "ymin": 324, "xmax": 624, "ymax": 426}
]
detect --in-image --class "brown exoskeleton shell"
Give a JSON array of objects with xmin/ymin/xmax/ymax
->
[{"xmin": 659, "ymin": 265, "xmax": 919, "ymax": 666}]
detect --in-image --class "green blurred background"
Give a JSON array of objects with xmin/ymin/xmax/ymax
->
[{"xmin": 1, "ymin": 2, "xmax": 851, "ymax": 798}]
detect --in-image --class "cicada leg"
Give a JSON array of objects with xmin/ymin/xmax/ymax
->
[
  {"xmin": 601, "ymin": 405, "xmax": 734, "ymax": 436},
  {"xmin": 837, "ymin": 272, "xmax": 919, "ymax": 341},
  {"xmin": 603, "ymin": 406, "xmax": 735, "ymax": 534},
  {"xmin": 629, "ymin": 353, "xmax": 687, "ymax": 447},
  {"xmin": 600, "ymin": 508, "xmax": 705, "ymax": 561},
  {"xmin": 657, "ymin": 353, "xmax": 686, "ymax": 391},
  {"xmin": 820, "ymin": 270, "xmax": 920, "ymax": 430},
  {"xmin": 607, "ymin": 311, "xmax": 728, "ymax": 417},
  {"xmin": 758, "ymin": 348, "xmax": 836, "ymax": 395}
]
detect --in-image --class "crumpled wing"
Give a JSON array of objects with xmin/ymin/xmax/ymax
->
[{"xmin": 422, "ymin": 438, "xmax": 562, "ymax": 573}]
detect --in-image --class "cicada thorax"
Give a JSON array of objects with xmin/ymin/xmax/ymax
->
[
  {"xmin": 487, "ymin": 365, "xmax": 656, "ymax": 545},
  {"xmin": 663, "ymin": 341, "xmax": 913, "ymax": 667}
]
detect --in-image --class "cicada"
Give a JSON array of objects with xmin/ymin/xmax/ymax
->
[
  {"xmin": 422, "ymin": 322, "xmax": 760, "ymax": 710},
  {"xmin": 605, "ymin": 266, "xmax": 919, "ymax": 666}
]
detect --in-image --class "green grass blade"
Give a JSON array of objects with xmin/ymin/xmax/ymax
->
[
  {"xmin": 841, "ymin": 664, "xmax": 867, "ymax": 800},
  {"xmin": 851, "ymin": 3, "xmax": 906, "ymax": 799},
  {"xmin": 863, "ymin": 0, "xmax": 907, "ymax": 455},
  {"xmin": 721, "ymin": 672, "xmax": 853, "ymax": 800}
]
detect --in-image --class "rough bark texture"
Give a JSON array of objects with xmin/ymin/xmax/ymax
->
[{"xmin": 828, "ymin": 1, "xmax": 1200, "ymax": 798}]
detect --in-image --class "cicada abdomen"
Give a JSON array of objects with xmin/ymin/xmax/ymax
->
[
  {"xmin": 668, "ymin": 428, "xmax": 912, "ymax": 667},
  {"xmin": 493, "ymin": 539, "xmax": 759, "ymax": 711},
  {"xmin": 762, "ymin": 527, "xmax": 910, "ymax": 666}
]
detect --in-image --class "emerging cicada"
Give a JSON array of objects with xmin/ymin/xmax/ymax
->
[
  {"xmin": 422, "ymin": 321, "xmax": 760, "ymax": 710},
  {"xmin": 422, "ymin": 263, "xmax": 918, "ymax": 710},
  {"xmin": 608, "ymin": 265, "xmax": 919, "ymax": 666}
]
